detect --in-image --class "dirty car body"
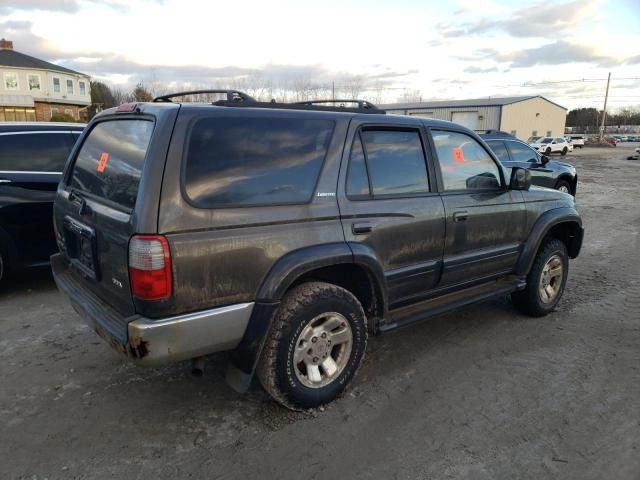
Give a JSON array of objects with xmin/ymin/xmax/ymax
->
[{"xmin": 51, "ymin": 95, "xmax": 584, "ymax": 407}]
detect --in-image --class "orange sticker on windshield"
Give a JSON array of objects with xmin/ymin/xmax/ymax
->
[
  {"xmin": 453, "ymin": 147, "xmax": 464, "ymax": 164},
  {"xmin": 97, "ymin": 152, "xmax": 109, "ymax": 173}
]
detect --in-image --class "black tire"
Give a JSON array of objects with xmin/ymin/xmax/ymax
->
[
  {"xmin": 545, "ymin": 147, "xmax": 552, "ymax": 155},
  {"xmin": 561, "ymin": 147, "xmax": 568, "ymax": 156},
  {"xmin": 256, "ymin": 281, "xmax": 367, "ymax": 409},
  {"xmin": 0, "ymin": 247, "xmax": 6, "ymax": 287},
  {"xmin": 555, "ymin": 179, "xmax": 572, "ymax": 195},
  {"xmin": 512, "ymin": 238, "xmax": 568, "ymax": 317}
]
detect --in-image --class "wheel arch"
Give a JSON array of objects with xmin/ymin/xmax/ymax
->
[
  {"xmin": 516, "ymin": 207, "xmax": 583, "ymax": 276},
  {"xmin": 226, "ymin": 242, "xmax": 387, "ymax": 391},
  {"xmin": 555, "ymin": 174, "xmax": 576, "ymax": 195}
]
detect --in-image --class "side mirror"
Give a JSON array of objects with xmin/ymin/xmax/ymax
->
[
  {"xmin": 510, "ymin": 167, "xmax": 532, "ymax": 191},
  {"xmin": 540, "ymin": 155, "xmax": 550, "ymax": 164}
]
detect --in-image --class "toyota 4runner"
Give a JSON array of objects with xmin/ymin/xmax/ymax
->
[{"xmin": 52, "ymin": 91, "xmax": 583, "ymax": 409}]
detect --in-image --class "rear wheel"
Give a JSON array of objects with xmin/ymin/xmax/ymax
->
[
  {"xmin": 512, "ymin": 238, "xmax": 568, "ymax": 317},
  {"xmin": 555, "ymin": 179, "xmax": 572, "ymax": 194},
  {"xmin": 0, "ymin": 250, "xmax": 4, "ymax": 286},
  {"xmin": 257, "ymin": 282, "xmax": 367, "ymax": 409},
  {"xmin": 561, "ymin": 147, "xmax": 568, "ymax": 156}
]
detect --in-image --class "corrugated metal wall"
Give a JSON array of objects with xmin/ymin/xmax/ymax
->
[{"xmin": 385, "ymin": 106, "xmax": 501, "ymax": 131}]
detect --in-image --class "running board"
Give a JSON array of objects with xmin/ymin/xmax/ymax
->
[{"xmin": 378, "ymin": 276, "xmax": 526, "ymax": 333}]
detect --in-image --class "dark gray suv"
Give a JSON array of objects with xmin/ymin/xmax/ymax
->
[{"xmin": 52, "ymin": 91, "xmax": 583, "ymax": 409}]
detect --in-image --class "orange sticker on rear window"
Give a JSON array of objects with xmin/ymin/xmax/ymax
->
[
  {"xmin": 453, "ymin": 147, "xmax": 464, "ymax": 164},
  {"xmin": 97, "ymin": 152, "xmax": 109, "ymax": 173}
]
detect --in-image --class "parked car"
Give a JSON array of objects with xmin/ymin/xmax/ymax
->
[
  {"xmin": 51, "ymin": 92, "xmax": 583, "ymax": 409},
  {"xmin": 529, "ymin": 136, "xmax": 572, "ymax": 155},
  {"xmin": 481, "ymin": 132, "xmax": 578, "ymax": 195},
  {"xmin": 0, "ymin": 122, "xmax": 84, "ymax": 285},
  {"xmin": 566, "ymin": 134, "xmax": 585, "ymax": 148}
]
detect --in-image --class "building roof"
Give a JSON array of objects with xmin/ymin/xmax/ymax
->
[
  {"xmin": 0, "ymin": 48, "xmax": 86, "ymax": 76},
  {"xmin": 382, "ymin": 95, "xmax": 566, "ymax": 111}
]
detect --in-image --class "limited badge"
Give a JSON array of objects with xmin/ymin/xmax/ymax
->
[{"xmin": 97, "ymin": 152, "xmax": 109, "ymax": 173}]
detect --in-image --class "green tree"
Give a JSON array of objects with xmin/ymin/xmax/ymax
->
[{"xmin": 89, "ymin": 81, "xmax": 117, "ymax": 119}]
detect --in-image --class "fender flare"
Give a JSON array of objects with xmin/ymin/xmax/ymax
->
[
  {"xmin": 515, "ymin": 207, "xmax": 583, "ymax": 276},
  {"xmin": 227, "ymin": 242, "xmax": 388, "ymax": 389}
]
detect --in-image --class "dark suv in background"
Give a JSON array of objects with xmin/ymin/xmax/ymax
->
[
  {"xmin": 481, "ymin": 131, "xmax": 578, "ymax": 195},
  {"xmin": 0, "ymin": 122, "xmax": 84, "ymax": 284},
  {"xmin": 51, "ymin": 92, "xmax": 583, "ymax": 409}
]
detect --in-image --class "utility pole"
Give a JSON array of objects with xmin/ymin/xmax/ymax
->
[
  {"xmin": 599, "ymin": 72, "xmax": 611, "ymax": 142},
  {"xmin": 332, "ymin": 81, "xmax": 335, "ymax": 100}
]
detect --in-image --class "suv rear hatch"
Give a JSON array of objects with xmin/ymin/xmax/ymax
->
[{"xmin": 54, "ymin": 107, "xmax": 177, "ymax": 323}]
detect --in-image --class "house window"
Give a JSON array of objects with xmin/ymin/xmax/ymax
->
[
  {"xmin": 4, "ymin": 72, "xmax": 18, "ymax": 90},
  {"xmin": 53, "ymin": 77, "xmax": 61, "ymax": 93},
  {"xmin": 510, "ymin": 130, "xmax": 517, "ymax": 136},
  {"xmin": 0, "ymin": 107, "xmax": 36, "ymax": 122},
  {"xmin": 532, "ymin": 130, "xmax": 538, "ymax": 137},
  {"xmin": 50, "ymin": 108, "xmax": 59, "ymax": 119},
  {"xmin": 79, "ymin": 81, "xmax": 86, "ymax": 96},
  {"xmin": 546, "ymin": 130, "xmax": 552, "ymax": 136},
  {"xmin": 64, "ymin": 108, "xmax": 74, "ymax": 118},
  {"xmin": 66, "ymin": 79, "xmax": 74, "ymax": 95},
  {"xmin": 28, "ymin": 74, "xmax": 41, "ymax": 91}
]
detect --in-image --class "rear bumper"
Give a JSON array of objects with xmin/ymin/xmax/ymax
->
[{"xmin": 51, "ymin": 253, "xmax": 254, "ymax": 366}]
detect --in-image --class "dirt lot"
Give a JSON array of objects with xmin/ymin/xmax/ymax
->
[{"xmin": 1, "ymin": 144, "xmax": 639, "ymax": 480}]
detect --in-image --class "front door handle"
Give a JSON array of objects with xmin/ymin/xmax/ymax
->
[
  {"xmin": 352, "ymin": 222, "xmax": 373, "ymax": 235},
  {"xmin": 453, "ymin": 211, "xmax": 469, "ymax": 222}
]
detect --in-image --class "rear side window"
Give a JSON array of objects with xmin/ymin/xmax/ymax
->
[
  {"xmin": 0, "ymin": 132, "xmax": 73, "ymax": 172},
  {"xmin": 69, "ymin": 120, "xmax": 154, "ymax": 210},
  {"xmin": 184, "ymin": 117, "xmax": 334, "ymax": 207},
  {"xmin": 486, "ymin": 140, "xmax": 510, "ymax": 163},
  {"xmin": 346, "ymin": 129, "xmax": 430, "ymax": 199}
]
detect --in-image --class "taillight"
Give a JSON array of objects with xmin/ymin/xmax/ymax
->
[{"xmin": 128, "ymin": 235, "xmax": 172, "ymax": 300}]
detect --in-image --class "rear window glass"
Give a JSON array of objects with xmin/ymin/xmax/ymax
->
[
  {"xmin": 184, "ymin": 116, "xmax": 334, "ymax": 207},
  {"xmin": 69, "ymin": 120, "xmax": 154, "ymax": 210},
  {"xmin": 0, "ymin": 132, "xmax": 73, "ymax": 172}
]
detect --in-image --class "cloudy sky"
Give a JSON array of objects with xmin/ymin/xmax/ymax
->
[{"xmin": 1, "ymin": 0, "xmax": 639, "ymax": 109}]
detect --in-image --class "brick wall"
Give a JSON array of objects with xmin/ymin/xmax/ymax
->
[{"xmin": 34, "ymin": 102, "xmax": 86, "ymax": 122}]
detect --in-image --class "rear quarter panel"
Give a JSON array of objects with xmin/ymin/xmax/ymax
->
[{"xmin": 158, "ymin": 107, "xmax": 350, "ymax": 314}]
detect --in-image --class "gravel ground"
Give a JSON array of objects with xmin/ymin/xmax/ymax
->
[{"xmin": 1, "ymin": 144, "xmax": 639, "ymax": 480}]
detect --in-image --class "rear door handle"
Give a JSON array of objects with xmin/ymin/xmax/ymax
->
[
  {"xmin": 453, "ymin": 211, "xmax": 469, "ymax": 222},
  {"xmin": 352, "ymin": 222, "xmax": 373, "ymax": 235}
]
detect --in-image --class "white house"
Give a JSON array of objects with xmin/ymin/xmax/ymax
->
[{"xmin": 0, "ymin": 38, "xmax": 91, "ymax": 122}]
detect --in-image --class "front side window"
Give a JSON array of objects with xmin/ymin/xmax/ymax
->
[
  {"xmin": 0, "ymin": 133, "xmax": 73, "ymax": 172},
  {"xmin": 486, "ymin": 140, "xmax": 510, "ymax": 163},
  {"xmin": 66, "ymin": 79, "xmax": 74, "ymax": 95},
  {"xmin": 28, "ymin": 74, "xmax": 41, "ymax": 91},
  {"xmin": 433, "ymin": 130, "xmax": 502, "ymax": 191},
  {"xmin": 184, "ymin": 116, "xmax": 334, "ymax": 207},
  {"xmin": 507, "ymin": 141, "xmax": 539, "ymax": 163},
  {"xmin": 4, "ymin": 72, "xmax": 18, "ymax": 90},
  {"xmin": 53, "ymin": 77, "xmax": 61, "ymax": 93}
]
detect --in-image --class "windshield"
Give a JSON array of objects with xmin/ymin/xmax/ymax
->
[{"xmin": 540, "ymin": 138, "xmax": 553, "ymax": 144}]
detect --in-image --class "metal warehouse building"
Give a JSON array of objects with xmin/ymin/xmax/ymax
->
[{"xmin": 381, "ymin": 95, "xmax": 567, "ymax": 141}]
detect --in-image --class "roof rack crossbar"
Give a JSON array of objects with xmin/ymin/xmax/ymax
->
[
  {"xmin": 292, "ymin": 99, "xmax": 381, "ymax": 111},
  {"xmin": 153, "ymin": 89, "xmax": 255, "ymax": 103}
]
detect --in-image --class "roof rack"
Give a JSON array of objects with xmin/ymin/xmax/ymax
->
[
  {"xmin": 153, "ymin": 89, "xmax": 255, "ymax": 103},
  {"xmin": 293, "ymin": 99, "xmax": 382, "ymax": 111},
  {"xmin": 211, "ymin": 98, "xmax": 385, "ymax": 114}
]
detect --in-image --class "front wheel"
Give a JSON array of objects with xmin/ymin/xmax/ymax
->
[
  {"xmin": 561, "ymin": 147, "xmax": 568, "ymax": 156},
  {"xmin": 512, "ymin": 238, "xmax": 568, "ymax": 317},
  {"xmin": 555, "ymin": 180, "xmax": 572, "ymax": 194},
  {"xmin": 545, "ymin": 147, "xmax": 552, "ymax": 155},
  {"xmin": 256, "ymin": 282, "xmax": 368, "ymax": 409}
]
